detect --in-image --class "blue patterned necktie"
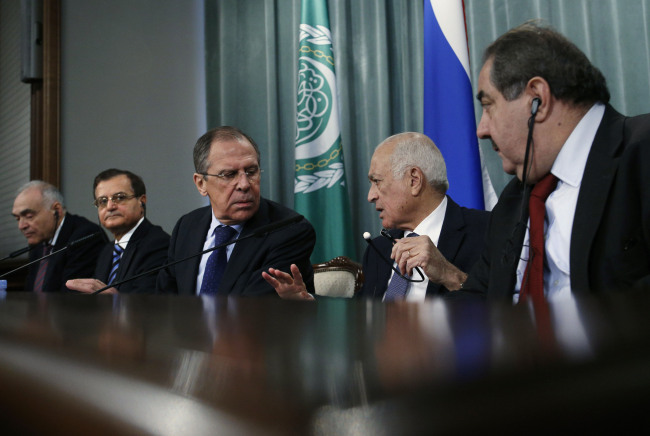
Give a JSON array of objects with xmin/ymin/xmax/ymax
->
[
  {"xmin": 200, "ymin": 225, "xmax": 238, "ymax": 295},
  {"xmin": 107, "ymin": 243, "xmax": 124, "ymax": 285},
  {"xmin": 384, "ymin": 232, "xmax": 419, "ymax": 301}
]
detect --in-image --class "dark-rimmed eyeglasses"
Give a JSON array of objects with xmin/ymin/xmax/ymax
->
[
  {"xmin": 93, "ymin": 193, "xmax": 138, "ymax": 209},
  {"xmin": 200, "ymin": 167, "xmax": 263, "ymax": 185}
]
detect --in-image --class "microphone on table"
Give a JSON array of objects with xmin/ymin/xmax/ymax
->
[
  {"xmin": 92, "ymin": 214, "xmax": 305, "ymax": 295},
  {"xmin": 362, "ymin": 231, "xmax": 425, "ymax": 282},
  {"xmin": 0, "ymin": 246, "xmax": 35, "ymax": 262},
  {"xmin": 0, "ymin": 232, "xmax": 104, "ymax": 279}
]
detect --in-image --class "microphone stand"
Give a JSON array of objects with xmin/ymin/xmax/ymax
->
[
  {"xmin": 0, "ymin": 233, "xmax": 103, "ymax": 279},
  {"xmin": 362, "ymin": 232, "xmax": 425, "ymax": 282}
]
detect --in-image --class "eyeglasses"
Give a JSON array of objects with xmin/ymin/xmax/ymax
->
[
  {"xmin": 93, "ymin": 193, "xmax": 138, "ymax": 209},
  {"xmin": 201, "ymin": 167, "xmax": 263, "ymax": 185}
]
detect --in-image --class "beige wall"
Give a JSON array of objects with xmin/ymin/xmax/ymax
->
[{"xmin": 61, "ymin": 0, "xmax": 207, "ymax": 237}]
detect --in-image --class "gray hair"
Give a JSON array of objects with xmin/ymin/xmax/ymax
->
[
  {"xmin": 193, "ymin": 126, "xmax": 261, "ymax": 175},
  {"xmin": 378, "ymin": 132, "xmax": 449, "ymax": 193},
  {"xmin": 16, "ymin": 180, "xmax": 66, "ymax": 209}
]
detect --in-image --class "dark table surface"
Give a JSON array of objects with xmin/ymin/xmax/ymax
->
[{"xmin": 0, "ymin": 291, "xmax": 649, "ymax": 435}]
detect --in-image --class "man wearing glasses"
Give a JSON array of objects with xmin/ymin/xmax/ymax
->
[
  {"xmin": 11, "ymin": 181, "xmax": 106, "ymax": 292},
  {"xmin": 66, "ymin": 169, "xmax": 169, "ymax": 294},
  {"xmin": 156, "ymin": 126, "xmax": 316, "ymax": 296}
]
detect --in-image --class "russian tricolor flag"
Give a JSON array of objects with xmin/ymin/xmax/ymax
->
[{"xmin": 423, "ymin": 0, "xmax": 496, "ymax": 210}]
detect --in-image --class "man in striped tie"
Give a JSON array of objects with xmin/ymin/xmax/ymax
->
[
  {"xmin": 11, "ymin": 181, "xmax": 106, "ymax": 293},
  {"xmin": 66, "ymin": 169, "xmax": 169, "ymax": 294},
  {"xmin": 156, "ymin": 126, "xmax": 316, "ymax": 296}
]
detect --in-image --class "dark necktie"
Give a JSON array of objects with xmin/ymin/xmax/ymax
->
[
  {"xmin": 384, "ymin": 232, "xmax": 419, "ymax": 301},
  {"xmin": 33, "ymin": 243, "xmax": 52, "ymax": 293},
  {"xmin": 107, "ymin": 243, "xmax": 124, "ymax": 285},
  {"xmin": 519, "ymin": 173, "xmax": 559, "ymax": 305},
  {"xmin": 200, "ymin": 225, "xmax": 238, "ymax": 295}
]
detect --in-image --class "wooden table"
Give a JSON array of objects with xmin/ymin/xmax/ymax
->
[{"xmin": 0, "ymin": 291, "xmax": 649, "ymax": 435}]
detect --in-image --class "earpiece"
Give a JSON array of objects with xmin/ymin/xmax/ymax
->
[
  {"xmin": 54, "ymin": 210, "xmax": 59, "ymax": 222},
  {"xmin": 531, "ymin": 98, "xmax": 541, "ymax": 116}
]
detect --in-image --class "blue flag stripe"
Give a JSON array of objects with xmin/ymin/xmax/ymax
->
[{"xmin": 423, "ymin": 1, "xmax": 484, "ymax": 210}]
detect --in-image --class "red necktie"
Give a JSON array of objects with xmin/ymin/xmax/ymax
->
[
  {"xmin": 519, "ymin": 173, "xmax": 558, "ymax": 305},
  {"xmin": 33, "ymin": 243, "xmax": 52, "ymax": 293}
]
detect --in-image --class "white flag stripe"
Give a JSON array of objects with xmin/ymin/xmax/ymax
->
[{"xmin": 428, "ymin": 0, "xmax": 471, "ymax": 78}]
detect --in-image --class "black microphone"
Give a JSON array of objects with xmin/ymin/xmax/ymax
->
[
  {"xmin": 521, "ymin": 98, "xmax": 541, "ymax": 187},
  {"xmin": 0, "ymin": 232, "xmax": 104, "ymax": 279},
  {"xmin": 362, "ymin": 231, "xmax": 425, "ymax": 283},
  {"xmin": 92, "ymin": 214, "xmax": 305, "ymax": 295},
  {"xmin": 0, "ymin": 246, "xmax": 34, "ymax": 262}
]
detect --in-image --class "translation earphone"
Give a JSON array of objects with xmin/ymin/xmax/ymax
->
[{"xmin": 531, "ymin": 97, "xmax": 541, "ymax": 116}]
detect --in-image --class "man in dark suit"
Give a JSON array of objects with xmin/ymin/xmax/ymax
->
[
  {"xmin": 156, "ymin": 126, "xmax": 316, "ymax": 296},
  {"xmin": 66, "ymin": 169, "xmax": 169, "ymax": 294},
  {"xmin": 463, "ymin": 21, "xmax": 650, "ymax": 302},
  {"xmin": 12, "ymin": 181, "xmax": 106, "ymax": 293},
  {"xmin": 263, "ymin": 132, "xmax": 489, "ymax": 301}
]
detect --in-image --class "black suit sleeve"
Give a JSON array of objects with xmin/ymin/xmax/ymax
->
[
  {"xmin": 156, "ymin": 217, "xmax": 183, "ymax": 294},
  {"xmin": 57, "ymin": 218, "xmax": 107, "ymax": 292},
  {"xmin": 228, "ymin": 217, "xmax": 316, "ymax": 296}
]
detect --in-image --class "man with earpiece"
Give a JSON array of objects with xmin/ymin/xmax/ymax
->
[
  {"xmin": 66, "ymin": 169, "xmax": 169, "ymax": 294},
  {"xmin": 464, "ymin": 20, "xmax": 650, "ymax": 302},
  {"xmin": 11, "ymin": 180, "xmax": 107, "ymax": 293}
]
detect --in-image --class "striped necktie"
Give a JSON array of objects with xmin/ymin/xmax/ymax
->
[
  {"xmin": 384, "ymin": 232, "xmax": 419, "ymax": 301},
  {"xmin": 200, "ymin": 225, "xmax": 237, "ymax": 295},
  {"xmin": 33, "ymin": 243, "xmax": 52, "ymax": 293},
  {"xmin": 107, "ymin": 243, "xmax": 124, "ymax": 285}
]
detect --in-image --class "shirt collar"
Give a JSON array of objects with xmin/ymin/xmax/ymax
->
[
  {"xmin": 50, "ymin": 215, "xmax": 65, "ymax": 246},
  {"xmin": 411, "ymin": 196, "xmax": 447, "ymax": 246},
  {"xmin": 115, "ymin": 216, "xmax": 145, "ymax": 248},
  {"xmin": 551, "ymin": 103, "xmax": 605, "ymax": 187},
  {"xmin": 208, "ymin": 211, "xmax": 244, "ymax": 238}
]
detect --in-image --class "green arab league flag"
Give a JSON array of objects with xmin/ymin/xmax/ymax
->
[{"xmin": 294, "ymin": 0, "xmax": 355, "ymax": 264}]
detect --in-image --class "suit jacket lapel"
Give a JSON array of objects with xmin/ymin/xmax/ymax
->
[
  {"xmin": 428, "ymin": 197, "xmax": 464, "ymax": 296},
  {"xmin": 115, "ymin": 219, "xmax": 150, "ymax": 281},
  {"xmin": 218, "ymin": 199, "xmax": 269, "ymax": 293},
  {"xmin": 487, "ymin": 179, "xmax": 529, "ymax": 301},
  {"xmin": 182, "ymin": 209, "xmax": 212, "ymax": 294},
  {"xmin": 571, "ymin": 105, "xmax": 625, "ymax": 293},
  {"xmin": 375, "ymin": 229, "xmax": 403, "ymax": 297},
  {"xmin": 44, "ymin": 214, "xmax": 74, "ymax": 292}
]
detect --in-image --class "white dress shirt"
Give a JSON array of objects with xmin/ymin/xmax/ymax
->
[
  {"xmin": 50, "ymin": 215, "xmax": 65, "ymax": 246},
  {"xmin": 514, "ymin": 103, "xmax": 605, "ymax": 303},
  {"xmin": 114, "ymin": 216, "xmax": 144, "ymax": 249},
  {"xmin": 383, "ymin": 196, "xmax": 448, "ymax": 302},
  {"xmin": 195, "ymin": 213, "xmax": 243, "ymax": 295}
]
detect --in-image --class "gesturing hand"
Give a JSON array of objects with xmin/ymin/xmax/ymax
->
[{"xmin": 262, "ymin": 264, "xmax": 314, "ymax": 301}]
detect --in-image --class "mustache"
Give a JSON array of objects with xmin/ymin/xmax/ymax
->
[{"xmin": 232, "ymin": 195, "xmax": 255, "ymax": 202}]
